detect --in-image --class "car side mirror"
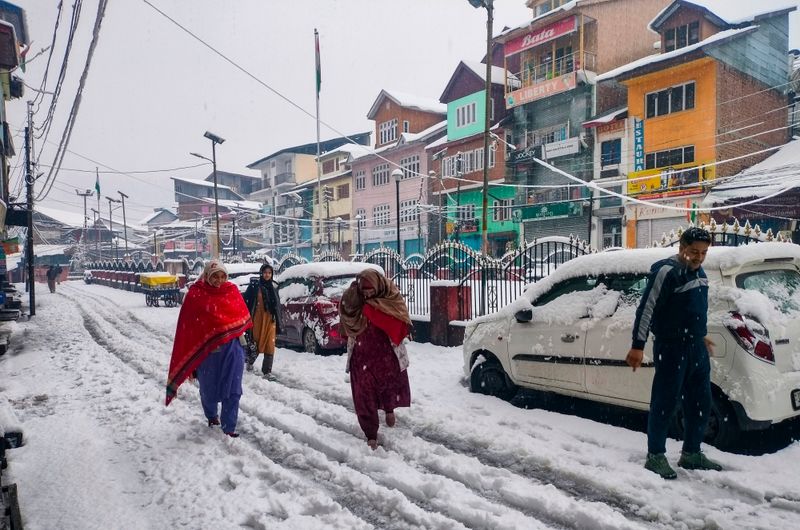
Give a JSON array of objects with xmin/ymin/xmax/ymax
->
[{"xmin": 515, "ymin": 308, "xmax": 532, "ymax": 323}]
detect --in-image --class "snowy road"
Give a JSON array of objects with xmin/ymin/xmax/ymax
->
[{"xmin": 2, "ymin": 282, "xmax": 800, "ymax": 529}]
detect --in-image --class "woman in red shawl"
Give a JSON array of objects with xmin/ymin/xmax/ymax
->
[
  {"xmin": 166, "ymin": 260, "xmax": 252, "ymax": 437},
  {"xmin": 340, "ymin": 268, "xmax": 412, "ymax": 449}
]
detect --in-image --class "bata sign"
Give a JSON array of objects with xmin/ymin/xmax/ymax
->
[{"xmin": 505, "ymin": 16, "xmax": 577, "ymax": 56}]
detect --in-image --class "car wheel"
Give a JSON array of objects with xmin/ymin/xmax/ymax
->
[
  {"xmin": 469, "ymin": 356, "xmax": 517, "ymax": 401},
  {"xmin": 670, "ymin": 392, "xmax": 740, "ymax": 450},
  {"xmin": 302, "ymin": 327, "xmax": 322, "ymax": 355}
]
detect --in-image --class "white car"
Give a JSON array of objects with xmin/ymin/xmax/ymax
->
[{"xmin": 463, "ymin": 243, "xmax": 800, "ymax": 448}]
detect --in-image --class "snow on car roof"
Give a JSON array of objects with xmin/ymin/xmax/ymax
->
[
  {"xmin": 470, "ymin": 243, "xmax": 800, "ymax": 326},
  {"xmin": 275, "ymin": 262, "xmax": 384, "ymax": 282},
  {"xmin": 223, "ymin": 262, "xmax": 265, "ymax": 275}
]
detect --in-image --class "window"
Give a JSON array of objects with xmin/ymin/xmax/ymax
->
[
  {"xmin": 403, "ymin": 120, "xmax": 410, "ymax": 133},
  {"xmin": 372, "ymin": 163, "xmax": 390, "ymax": 186},
  {"xmin": 400, "ymin": 155, "xmax": 420, "ymax": 179},
  {"xmin": 456, "ymin": 204, "xmax": 476, "ymax": 221},
  {"xmin": 379, "ymin": 119, "xmax": 397, "ymax": 144},
  {"xmin": 337, "ymin": 183, "xmax": 349, "ymax": 199},
  {"xmin": 600, "ymin": 139, "xmax": 622, "ymax": 167},
  {"xmin": 355, "ymin": 208, "xmax": 367, "ymax": 227},
  {"xmin": 355, "ymin": 170, "xmax": 366, "ymax": 191},
  {"xmin": 644, "ymin": 145, "xmax": 694, "ymax": 170},
  {"xmin": 664, "ymin": 21, "xmax": 700, "ymax": 52},
  {"xmin": 646, "ymin": 82, "xmax": 695, "ymax": 118},
  {"xmin": 400, "ymin": 199, "xmax": 418, "ymax": 223},
  {"xmin": 493, "ymin": 199, "xmax": 512, "ymax": 221},
  {"xmin": 527, "ymin": 123, "xmax": 569, "ymax": 147},
  {"xmin": 373, "ymin": 204, "xmax": 390, "ymax": 226},
  {"xmin": 534, "ymin": 276, "xmax": 599, "ymax": 307},
  {"xmin": 456, "ymin": 102, "xmax": 477, "ymax": 127}
]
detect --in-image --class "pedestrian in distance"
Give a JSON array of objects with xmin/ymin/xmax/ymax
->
[
  {"xmin": 46, "ymin": 265, "xmax": 60, "ymax": 293},
  {"xmin": 166, "ymin": 260, "xmax": 252, "ymax": 438},
  {"xmin": 626, "ymin": 226, "xmax": 723, "ymax": 479},
  {"xmin": 339, "ymin": 268, "xmax": 412, "ymax": 450},
  {"xmin": 242, "ymin": 263, "xmax": 282, "ymax": 380}
]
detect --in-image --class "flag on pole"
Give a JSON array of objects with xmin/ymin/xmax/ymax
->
[
  {"xmin": 314, "ymin": 29, "xmax": 321, "ymax": 96},
  {"xmin": 95, "ymin": 168, "xmax": 100, "ymax": 195}
]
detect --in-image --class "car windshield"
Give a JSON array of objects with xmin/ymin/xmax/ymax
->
[
  {"xmin": 736, "ymin": 269, "xmax": 800, "ymax": 314},
  {"xmin": 322, "ymin": 276, "xmax": 356, "ymax": 299}
]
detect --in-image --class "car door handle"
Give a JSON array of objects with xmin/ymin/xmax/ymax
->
[{"xmin": 561, "ymin": 333, "xmax": 579, "ymax": 343}]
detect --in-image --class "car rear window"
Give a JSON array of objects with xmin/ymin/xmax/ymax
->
[
  {"xmin": 736, "ymin": 269, "xmax": 800, "ymax": 314},
  {"xmin": 322, "ymin": 276, "xmax": 356, "ymax": 299}
]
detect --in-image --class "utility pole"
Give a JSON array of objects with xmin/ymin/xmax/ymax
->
[
  {"xmin": 118, "ymin": 191, "xmax": 129, "ymax": 259},
  {"xmin": 76, "ymin": 189, "xmax": 93, "ymax": 257},
  {"xmin": 194, "ymin": 217, "xmax": 199, "ymax": 260},
  {"xmin": 232, "ymin": 216, "xmax": 237, "ymax": 257},
  {"xmin": 90, "ymin": 208, "xmax": 100, "ymax": 259},
  {"xmin": 106, "ymin": 196, "xmax": 121, "ymax": 261},
  {"xmin": 24, "ymin": 101, "xmax": 35, "ymax": 316}
]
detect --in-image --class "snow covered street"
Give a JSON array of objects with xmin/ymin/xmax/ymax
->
[{"xmin": 2, "ymin": 281, "xmax": 800, "ymax": 529}]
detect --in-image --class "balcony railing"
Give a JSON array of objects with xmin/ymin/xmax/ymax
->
[
  {"xmin": 511, "ymin": 51, "xmax": 597, "ymax": 91},
  {"xmin": 273, "ymin": 172, "xmax": 295, "ymax": 187}
]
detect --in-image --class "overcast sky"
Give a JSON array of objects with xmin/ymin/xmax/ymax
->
[{"xmin": 6, "ymin": 0, "xmax": 800, "ymax": 224}]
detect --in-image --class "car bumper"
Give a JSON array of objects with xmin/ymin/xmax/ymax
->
[{"xmin": 725, "ymin": 369, "xmax": 800, "ymax": 427}]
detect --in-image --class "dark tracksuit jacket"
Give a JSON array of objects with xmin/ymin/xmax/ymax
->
[{"xmin": 631, "ymin": 255, "xmax": 709, "ymax": 349}]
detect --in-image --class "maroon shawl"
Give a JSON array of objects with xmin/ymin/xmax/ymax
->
[{"xmin": 165, "ymin": 280, "xmax": 252, "ymax": 405}]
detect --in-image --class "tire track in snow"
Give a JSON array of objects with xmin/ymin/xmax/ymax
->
[{"xmin": 60, "ymin": 285, "xmax": 484, "ymax": 530}]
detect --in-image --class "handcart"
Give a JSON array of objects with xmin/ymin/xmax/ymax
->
[{"xmin": 139, "ymin": 272, "xmax": 180, "ymax": 307}]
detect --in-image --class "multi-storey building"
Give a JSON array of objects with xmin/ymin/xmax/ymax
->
[
  {"xmin": 597, "ymin": 0, "xmax": 795, "ymax": 247},
  {"xmin": 246, "ymin": 133, "xmax": 370, "ymax": 260},
  {"xmin": 497, "ymin": 0, "xmax": 670, "ymax": 242},
  {"xmin": 350, "ymin": 90, "xmax": 446, "ymax": 256},
  {"xmin": 429, "ymin": 60, "xmax": 518, "ymax": 256}
]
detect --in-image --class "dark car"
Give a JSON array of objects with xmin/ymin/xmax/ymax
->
[{"xmin": 275, "ymin": 262, "xmax": 384, "ymax": 354}]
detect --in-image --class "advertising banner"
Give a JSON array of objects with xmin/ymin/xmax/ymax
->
[
  {"xmin": 627, "ymin": 162, "xmax": 714, "ymax": 199},
  {"xmin": 505, "ymin": 16, "xmax": 577, "ymax": 57},
  {"xmin": 505, "ymin": 72, "xmax": 577, "ymax": 109}
]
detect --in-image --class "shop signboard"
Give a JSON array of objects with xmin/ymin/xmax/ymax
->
[
  {"xmin": 627, "ymin": 161, "xmax": 714, "ymax": 200},
  {"xmin": 505, "ymin": 71, "xmax": 577, "ymax": 109},
  {"xmin": 505, "ymin": 16, "xmax": 577, "ymax": 56},
  {"xmin": 513, "ymin": 201, "xmax": 582, "ymax": 221},
  {"xmin": 543, "ymin": 137, "xmax": 580, "ymax": 159},
  {"xmin": 633, "ymin": 118, "xmax": 644, "ymax": 171}
]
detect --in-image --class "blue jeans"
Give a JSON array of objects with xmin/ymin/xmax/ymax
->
[{"xmin": 647, "ymin": 338, "xmax": 711, "ymax": 454}]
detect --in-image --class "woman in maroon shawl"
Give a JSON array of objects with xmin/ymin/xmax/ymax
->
[
  {"xmin": 166, "ymin": 260, "xmax": 252, "ymax": 437},
  {"xmin": 340, "ymin": 268, "xmax": 412, "ymax": 449}
]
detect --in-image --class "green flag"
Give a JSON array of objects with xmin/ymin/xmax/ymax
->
[{"xmin": 95, "ymin": 172, "xmax": 100, "ymax": 195}]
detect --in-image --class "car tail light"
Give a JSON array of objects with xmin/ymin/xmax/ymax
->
[
  {"xmin": 725, "ymin": 312, "xmax": 774, "ymax": 364},
  {"xmin": 314, "ymin": 300, "xmax": 339, "ymax": 317}
]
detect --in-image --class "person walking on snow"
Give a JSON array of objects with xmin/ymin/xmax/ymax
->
[
  {"xmin": 339, "ymin": 268, "xmax": 412, "ymax": 450},
  {"xmin": 242, "ymin": 263, "xmax": 282, "ymax": 380},
  {"xmin": 166, "ymin": 260, "xmax": 252, "ymax": 437},
  {"xmin": 626, "ymin": 227, "xmax": 723, "ymax": 479},
  {"xmin": 46, "ymin": 265, "xmax": 60, "ymax": 293}
]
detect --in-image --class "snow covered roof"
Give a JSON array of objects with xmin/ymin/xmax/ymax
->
[
  {"xmin": 461, "ymin": 60, "xmax": 521, "ymax": 88},
  {"xmin": 33, "ymin": 244, "xmax": 74, "ymax": 257},
  {"xmin": 498, "ymin": 0, "xmax": 580, "ymax": 42},
  {"xmin": 171, "ymin": 176, "xmax": 235, "ymax": 192},
  {"xmin": 398, "ymin": 120, "xmax": 447, "ymax": 145},
  {"xmin": 203, "ymin": 198, "xmax": 262, "ymax": 211},
  {"xmin": 275, "ymin": 261, "xmax": 383, "ymax": 283},
  {"xmin": 583, "ymin": 107, "xmax": 627, "ymax": 128},
  {"xmin": 650, "ymin": 1, "xmax": 797, "ymax": 31},
  {"xmin": 34, "ymin": 206, "xmax": 86, "ymax": 228},
  {"xmin": 702, "ymin": 139, "xmax": 800, "ymax": 204},
  {"xmin": 366, "ymin": 89, "xmax": 446, "ymax": 120},
  {"xmin": 596, "ymin": 27, "xmax": 756, "ymax": 82},
  {"xmin": 138, "ymin": 208, "xmax": 176, "ymax": 225}
]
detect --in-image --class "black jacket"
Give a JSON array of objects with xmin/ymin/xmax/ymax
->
[
  {"xmin": 243, "ymin": 279, "xmax": 282, "ymax": 332},
  {"xmin": 631, "ymin": 255, "xmax": 709, "ymax": 349}
]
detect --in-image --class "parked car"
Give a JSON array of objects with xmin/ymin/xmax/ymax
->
[
  {"xmin": 276, "ymin": 262, "xmax": 384, "ymax": 354},
  {"xmin": 463, "ymin": 243, "xmax": 800, "ymax": 449},
  {"xmin": 224, "ymin": 262, "xmax": 266, "ymax": 293}
]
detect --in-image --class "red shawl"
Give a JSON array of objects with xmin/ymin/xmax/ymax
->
[{"xmin": 165, "ymin": 280, "xmax": 252, "ymax": 406}]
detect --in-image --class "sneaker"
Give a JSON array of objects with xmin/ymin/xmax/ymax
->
[
  {"xmin": 678, "ymin": 451, "xmax": 722, "ymax": 471},
  {"xmin": 245, "ymin": 363, "xmax": 254, "ymax": 372},
  {"xmin": 208, "ymin": 417, "xmax": 220, "ymax": 427},
  {"xmin": 263, "ymin": 372, "xmax": 276, "ymax": 381},
  {"xmin": 645, "ymin": 453, "xmax": 677, "ymax": 480},
  {"xmin": 224, "ymin": 431, "xmax": 240, "ymax": 438}
]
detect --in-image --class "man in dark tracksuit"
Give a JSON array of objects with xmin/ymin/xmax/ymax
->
[{"xmin": 626, "ymin": 227, "xmax": 722, "ymax": 479}]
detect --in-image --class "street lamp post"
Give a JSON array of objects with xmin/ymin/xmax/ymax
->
[
  {"xmin": 191, "ymin": 130, "xmax": 226, "ymax": 258},
  {"xmin": 336, "ymin": 216, "xmax": 343, "ymax": 253},
  {"xmin": 469, "ymin": 0, "xmax": 493, "ymax": 316},
  {"xmin": 90, "ymin": 208, "xmax": 100, "ymax": 259},
  {"xmin": 355, "ymin": 214, "xmax": 363, "ymax": 256},
  {"xmin": 117, "ymin": 191, "xmax": 129, "ymax": 259},
  {"xmin": 76, "ymin": 189, "xmax": 93, "ymax": 257},
  {"xmin": 106, "ymin": 196, "xmax": 122, "ymax": 261},
  {"xmin": 392, "ymin": 168, "xmax": 403, "ymax": 256}
]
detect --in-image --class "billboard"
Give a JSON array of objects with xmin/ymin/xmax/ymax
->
[{"xmin": 627, "ymin": 162, "xmax": 714, "ymax": 199}]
